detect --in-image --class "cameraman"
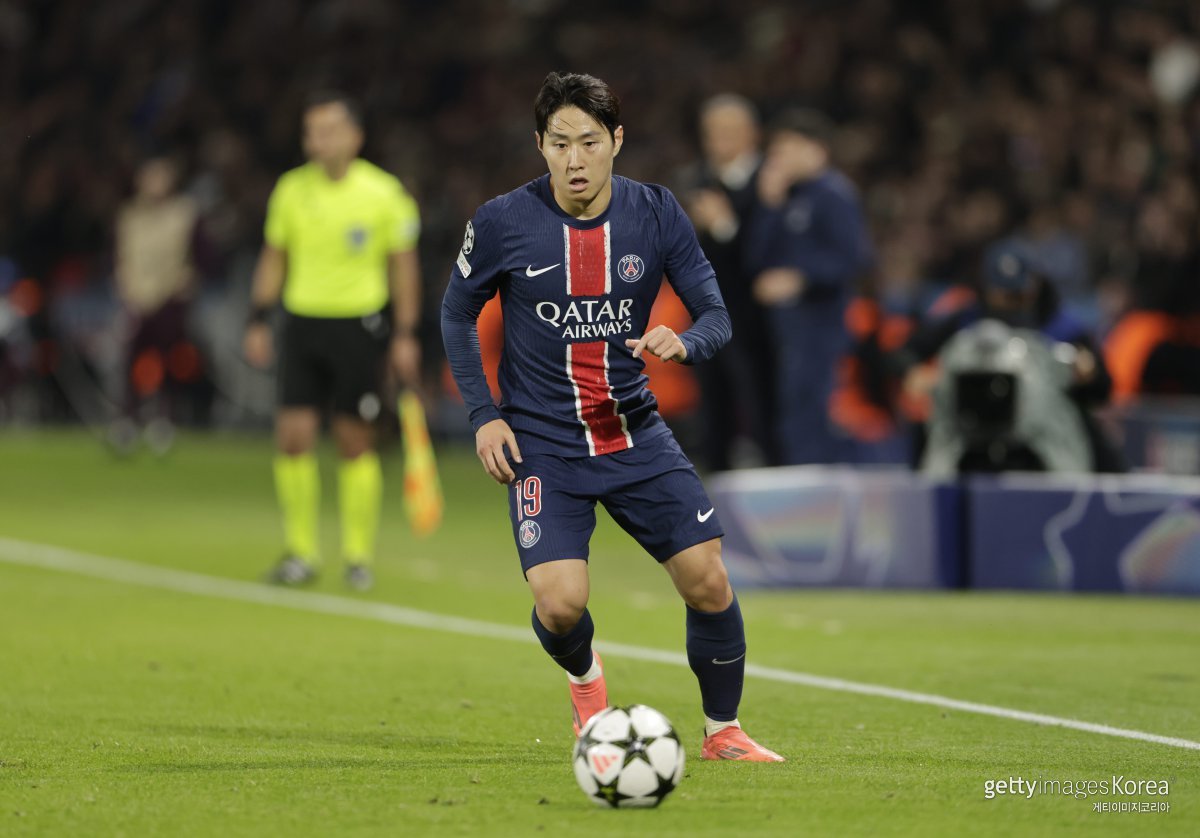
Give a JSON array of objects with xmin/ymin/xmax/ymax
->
[{"xmin": 893, "ymin": 241, "xmax": 1122, "ymax": 472}]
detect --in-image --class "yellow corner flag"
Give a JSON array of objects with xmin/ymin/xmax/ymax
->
[{"xmin": 398, "ymin": 390, "xmax": 444, "ymax": 536}]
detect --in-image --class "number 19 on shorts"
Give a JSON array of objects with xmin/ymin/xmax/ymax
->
[{"xmin": 516, "ymin": 476, "xmax": 541, "ymax": 521}]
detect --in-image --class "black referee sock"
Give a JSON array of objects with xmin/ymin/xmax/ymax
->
[
  {"xmin": 686, "ymin": 594, "xmax": 746, "ymax": 722},
  {"xmin": 531, "ymin": 606, "xmax": 595, "ymax": 678}
]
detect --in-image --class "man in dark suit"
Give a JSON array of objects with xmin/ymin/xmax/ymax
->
[{"xmin": 682, "ymin": 94, "xmax": 778, "ymax": 470}]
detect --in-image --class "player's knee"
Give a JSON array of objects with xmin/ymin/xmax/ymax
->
[
  {"xmin": 335, "ymin": 439, "xmax": 371, "ymax": 459},
  {"xmin": 277, "ymin": 434, "xmax": 314, "ymax": 457},
  {"xmin": 332, "ymin": 421, "xmax": 373, "ymax": 459},
  {"xmin": 682, "ymin": 560, "xmax": 731, "ymax": 613},
  {"xmin": 276, "ymin": 411, "xmax": 318, "ymax": 455},
  {"xmin": 535, "ymin": 596, "xmax": 587, "ymax": 634}
]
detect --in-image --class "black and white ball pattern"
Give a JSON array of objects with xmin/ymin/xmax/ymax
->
[{"xmin": 572, "ymin": 704, "xmax": 685, "ymax": 808}]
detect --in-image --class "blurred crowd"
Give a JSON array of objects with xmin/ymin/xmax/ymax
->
[{"xmin": 2, "ymin": 0, "xmax": 1200, "ymax": 469}]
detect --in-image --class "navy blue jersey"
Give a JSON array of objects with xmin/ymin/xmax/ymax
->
[{"xmin": 442, "ymin": 174, "xmax": 731, "ymax": 458}]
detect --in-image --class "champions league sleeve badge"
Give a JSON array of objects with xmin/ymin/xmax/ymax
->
[{"xmin": 461, "ymin": 220, "xmax": 475, "ymax": 255}]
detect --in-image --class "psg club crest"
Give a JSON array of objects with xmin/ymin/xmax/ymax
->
[
  {"xmin": 519, "ymin": 519, "xmax": 541, "ymax": 549},
  {"xmin": 461, "ymin": 220, "xmax": 475, "ymax": 255},
  {"xmin": 618, "ymin": 254, "xmax": 644, "ymax": 282}
]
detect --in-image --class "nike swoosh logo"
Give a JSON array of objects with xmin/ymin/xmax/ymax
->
[
  {"xmin": 712, "ymin": 653, "xmax": 745, "ymax": 665},
  {"xmin": 525, "ymin": 263, "xmax": 560, "ymax": 277},
  {"xmin": 697, "ymin": 508, "xmax": 715, "ymax": 523}
]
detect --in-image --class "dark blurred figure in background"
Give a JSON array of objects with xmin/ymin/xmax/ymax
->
[
  {"xmin": 111, "ymin": 155, "xmax": 203, "ymax": 452},
  {"xmin": 681, "ymin": 94, "xmax": 777, "ymax": 470},
  {"xmin": 894, "ymin": 241, "xmax": 1122, "ymax": 473},
  {"xmin": 745, "ymin": 110, "xmax": 874, "ymax": 465}
]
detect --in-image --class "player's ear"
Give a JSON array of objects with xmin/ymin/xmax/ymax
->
[
  {"xmin": 612, "ymin": 125, "xmax": 624, "ymax": 158},
  {"xmin": 534, "ymin": 130, "xmax": 543, "ymax": 150}
]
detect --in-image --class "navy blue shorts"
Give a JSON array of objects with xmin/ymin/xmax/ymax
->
[{"xmin": 507, "ymin": 432, "xmax": 723, "ymax": 574}]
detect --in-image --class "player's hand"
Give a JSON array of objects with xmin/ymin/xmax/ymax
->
[
  {"xmin": 243, "ymin": 323, "xmax": 274, "ymax": 368},
  {"xmin": 626, "ymin": 326, "xmax": 687, "ymax": 363},
  {"xmin": 753, "ymin": 268, "xmax": 805, "ymax": 305},
  {"xmin": 389, "ymin": 333, "xmax": 421, "ymax": 387},
  {"xmin": 476, "ymin": 418, "xmax": 523, "ymax": 485}
]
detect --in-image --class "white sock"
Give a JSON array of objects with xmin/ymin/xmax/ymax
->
[
  {"xmin": 705, "ymin": 716, "xmax": 740, "ymax": 737},
  {"xmin": 567, "ymin": 654, "xmax": 602, "ymax": 685}
]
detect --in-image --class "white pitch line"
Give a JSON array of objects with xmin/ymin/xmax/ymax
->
[{"xmin": 2, "ymin": 536, "xmax": 1198, "ymax": 752}]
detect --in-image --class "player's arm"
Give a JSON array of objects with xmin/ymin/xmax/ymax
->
[
  {"xmin": 388, "ymin": 248, "xmax": 421, "ymax": 386},
  {"xmin": 440, "ymin": 214, "xmax": 521, "ymax": 484},
  {"xmin": 243, "ymin": 243, "xmax": 287, "ymax": 368},
  {"xmin": 387, "ymin": 183, "xmax": 423, "ymax": 386},
  {"xmin": 627, "ymin": 189, "xmax": 732, "ymax": 365},
  {"xmin": 244, "ymin": 177, "xmax": 290, "ymax": 368}
]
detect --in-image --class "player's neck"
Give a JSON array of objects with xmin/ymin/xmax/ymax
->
[
  {"xmin": 550, "ymin": 177, "xmax": 613, "ymax": 220},
  {"xmin": 320, "ymin": 160, "xmax": 353, "ymax": 181}
]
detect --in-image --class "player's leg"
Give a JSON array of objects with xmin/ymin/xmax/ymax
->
[
  {"xmin": 602, "ymin": 436, "xmax": 784, "ymax": 761},
  {"xmin": 270, "ymin": 406, "xmax": 321, "ymax": 583},
  {"xmin": 267, "ymin": 314, "xmax": 326, "ymax": 585},
  {"xmin": 331, "ymin": 415, "xmax": 380, "ymax": 590},
  {"xmin": 330, "ymin": 313, "xmax": 389, "ymax": 591},
  {"xmin": 661, "ymin": 538, "xmax": 741, "ymax": 724},
  {"xmin": 662, "ymin": 542, "xmax": 779, "ymax": 761},
  {"xmin": 510, "ymin": 458, "xmax": 606, "ymax": 734},
  {"xmin": 527, "ymin": 559, "xmax": 608, "ymax": 735},
  {"xmin": 527, "ymin": 558, "xmax": 592, "ymax": 665}
]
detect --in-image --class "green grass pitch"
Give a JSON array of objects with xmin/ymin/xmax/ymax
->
[{"xmin": 0, "ymin": 430, "xmax": 1197, "ymax": 836}]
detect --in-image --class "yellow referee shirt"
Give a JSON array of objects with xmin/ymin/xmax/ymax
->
[{"xmin": 264, "ymin": 159, "xmax": 420, "ymax": 317}]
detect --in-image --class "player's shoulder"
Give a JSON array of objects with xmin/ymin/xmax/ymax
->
[
  {"xmin": 273, "ymin": 163, "xmax": 313, "ymax": 193},
  {"xmin": 618, "ymin": 176, "xmax": 675, "ymax": 204},
  {"xmin": 616, "ymin": 176, "xmax": 685, "ymax": 223},
  {"xmin": 351, "ymin": 159, "xmax": 409, "ymax": 197},
  {"xmin": 471, "ymin": 177, "xmax": 544, "ymax": 231}
]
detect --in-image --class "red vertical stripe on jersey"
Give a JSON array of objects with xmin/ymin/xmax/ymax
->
[
  {"xmin": 567, "ymin": 341, "xmax": 632, "ymax": 456},
  {"xmin": 565, "ymin": 224, "xmax": 610, "ymax": 297}
]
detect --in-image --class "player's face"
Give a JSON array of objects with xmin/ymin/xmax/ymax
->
[
  {"xmin": 303, "ymin": 102, "xmax": 363, "ymax": 171},
  {"xmin": 537, "ymin": 106, "xmax": 623, "ymax": 218}
]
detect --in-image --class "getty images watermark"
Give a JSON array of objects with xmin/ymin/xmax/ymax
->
[{"xmin": 983, "ymin": 776, "xmax": 1171, "ymax": 813}]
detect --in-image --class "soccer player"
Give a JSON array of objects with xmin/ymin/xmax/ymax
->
[
  {"xmin": 244, "ymin": 91, "xmax": 422, "ymax": 592},
  {"xmin": 441, "ymin": 72, "xmax": 784, "ymax": 762}
]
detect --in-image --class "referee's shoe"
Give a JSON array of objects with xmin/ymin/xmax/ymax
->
[{"xmin": 265, "ymin": 555, "xmax": 318, "ymax": 586}]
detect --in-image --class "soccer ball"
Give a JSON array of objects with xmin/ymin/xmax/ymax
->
[{"xmin": 572, "ymin": 704, "xmax": 685, "ymax": 808}]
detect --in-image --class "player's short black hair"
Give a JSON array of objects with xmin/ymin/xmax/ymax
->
[
  {"xmin": 534, "ymin": 72, "xmax": 621, "ymax": 142},
  {"xmin": 769, "ymin": 108, "xmax": 835, "ymax": 148},
  {"xmin": 304, "ymin": 90, "xmax": 364, "ymax": 128}
]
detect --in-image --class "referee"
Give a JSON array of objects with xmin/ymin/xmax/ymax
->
[{"xmin": 244, "ymin": 91, "xmax": 421, "ymax": 592}]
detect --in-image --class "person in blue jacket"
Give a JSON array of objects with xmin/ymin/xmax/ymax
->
[{"xmin": 744, "ymin": 109, "xmax": 874, "ymax": 465}]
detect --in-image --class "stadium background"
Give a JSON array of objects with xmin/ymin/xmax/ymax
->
[
  {"xmin": 5, "ymin": 0, "xmax": 1200, "ymax": 436},
  {"xmin": 2, "ymin": 1, "xmax": 1200, "ymax": 835}
]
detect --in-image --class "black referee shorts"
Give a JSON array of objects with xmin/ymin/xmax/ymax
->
[{"xmin": 278, "ymin": 310, "xmax": 389, "ymax": 420}]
